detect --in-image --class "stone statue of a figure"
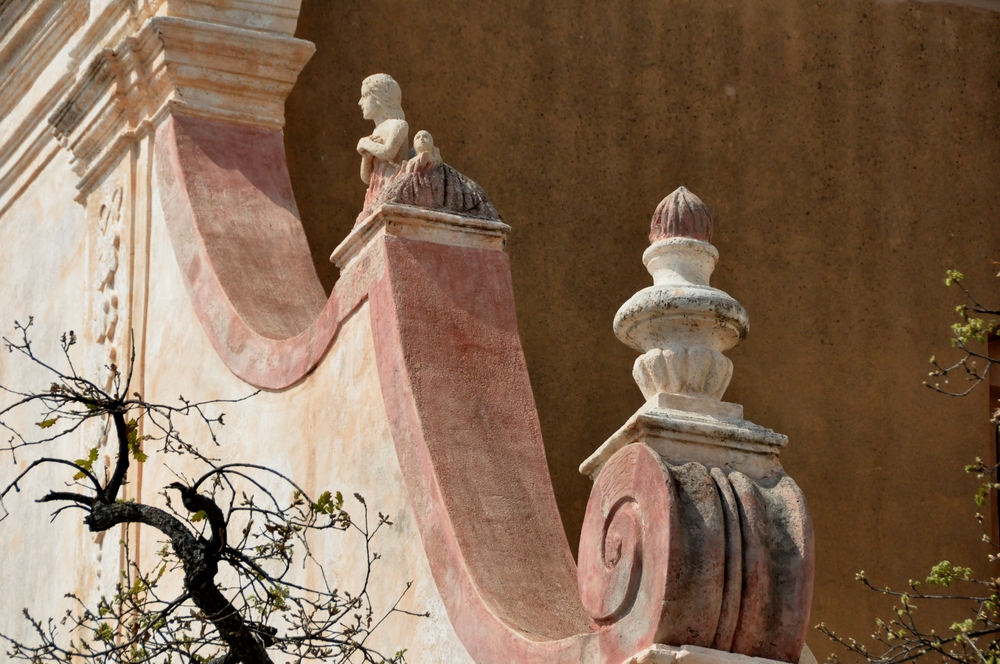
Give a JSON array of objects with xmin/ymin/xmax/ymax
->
[
  {"xmin": 356, "ymin": 73, "xmax": 409, "ymax": 212},
  {"xmin": 353, "ymin": 73, "xmax": 499, "ymax": 223}
]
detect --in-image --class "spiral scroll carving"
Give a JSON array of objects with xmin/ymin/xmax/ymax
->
[
  {"xmin": 579, "ymin": 497, "xmax": 643, "ymax": 621},
  {"xmin": 578, "ymin": 446, "xmax": 667, "ymax": 630},
  {"xmin": 578, "ymin": 443, "xmax": 814, "ymax": 663},
  {"xmin": 578, "ymin": 444, "xmax": 727, "ymax": 645}
]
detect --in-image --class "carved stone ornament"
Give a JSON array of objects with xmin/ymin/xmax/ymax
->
[
  {"xmin": 614, "ymin": 187, "xmax": 747, "ymax": 406},
  {"xmin": 650, "ymin": 185, "xmax": 714, "ymax": 243},
  {"xmin": 355, "ymin": 75, "xmax": 499, "ymax": 224},
  {"xmin": 92, "ymin": 184, "xmax": 123, "ymax": 391},
  {"xmin": 578, "ymin": 188, "xmax": 814, "ymax": 663}
]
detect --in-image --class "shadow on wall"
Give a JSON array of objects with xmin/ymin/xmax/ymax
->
[{"xmin": 284, "ymin": 0, "xmax": 1000, "ymax": 656}]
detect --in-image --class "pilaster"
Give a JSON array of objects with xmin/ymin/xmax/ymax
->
[{"xmin": 0, "ymin": 0, "xmax": 315, "ymax": 617}]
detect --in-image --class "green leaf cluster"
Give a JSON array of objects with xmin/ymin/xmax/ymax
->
[
  {"xmin": 125, "ymin": 418, "xmax": 147, "ymax": 463},
  {"xmin": 73, "ymin": 448, "xmax": 99, "ymax": 480},
  {"xmin": 311, "ymin": 490, "xmax": 344, "ymax": 515},
  {"xmin": 951, "ymin": 314, "xmax": 997, "ymax": 347},
  {"xmin": 94, "ymin": 622, "xmax": 114, "ymax": 643},
  {"xmin": 926, "ymin": 560, "xmax": 973, "ymax": 587}
]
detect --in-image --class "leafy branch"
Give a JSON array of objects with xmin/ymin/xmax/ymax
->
[{"xmin": 0, "ymin": 320, "xmax": 423, "ymax": 663}]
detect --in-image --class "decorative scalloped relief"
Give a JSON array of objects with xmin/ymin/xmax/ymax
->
[
  {"xmin": 649, "ymin": 186, "xmax": 714, "ymax": 244},
  {"xmin": 633, "ymin": 345, "xmax": 734, "ymax": 400},
  {"xmin": 92, "ymin": 184, "xmax": 122, "ymax": 391}
]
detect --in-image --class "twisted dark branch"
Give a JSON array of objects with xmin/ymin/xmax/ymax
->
[
  {"xmin": 103, "ymin": 410, "xmax": 130, "ymax": 503},
  {"xmin": 85, "ymin": 501, "xmax": 272, "ymax": 664}
]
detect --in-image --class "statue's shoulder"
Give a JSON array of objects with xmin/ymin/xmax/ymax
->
[
  {"xmin": 387, "ymin": 118, "xmax": 408, "ymax": 134},
  {"xmin": 370, "ymin": 119, "xmax": 408, "ymax": 144}
]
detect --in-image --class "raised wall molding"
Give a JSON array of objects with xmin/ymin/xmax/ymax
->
[
  {"xmin": 0, "ymin": 0, "xmax": 87, "ymax": 127},
  {"xmin": 154, "ymin": 0, "xmax": 303, "ymax": 36},
  {"xmin": 92, "ymin": 183, "xmax": 124, "ymax": 391},
  {"xmin": 50, "ymin": 16, "xmax": 314, "ymax": 197},
  {"xmin": 0, "ymin": 70, "xmax": 73, "ymax": 216},
  {"xmin": 0, "ymin": 0, "xmax": 88, "ymax": 213},
  {"xmin": 0, "ymin": 0, "xmax": 312, "ymax": 205}
]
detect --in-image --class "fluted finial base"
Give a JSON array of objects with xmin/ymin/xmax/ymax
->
[{"xmin": 634, "ymin": 346, "xmax": 734, "ymax": 401}]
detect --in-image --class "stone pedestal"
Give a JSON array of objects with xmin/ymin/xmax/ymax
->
[{"xmin": 576, "ymin": 187, "xmax": 814, "ymax": 664}]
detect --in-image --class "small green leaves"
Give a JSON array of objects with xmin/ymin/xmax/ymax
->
[
  {"xmin": 946, "ymin": 269, "xmax": 965, "ymax": 286},
  {"xmin": 125, "ymin": 418, "xmax": 148, "ymax": 463},
  {"xmin": 311, "ymin": 490, "xmax": 344, "ymax": 515},
  {"xmin": 951, "ymin": 316, "xmax": 997, "ymax": 347},
  {"xmin": 94, "ymin": 622, "xmax": 114, "ymax": 642},
  {"xmin": 73, "ymin": 447, "xmax": 100, "ymax": 480},
  {"xmin": 190, "ymin": 510, "xmax": 207, "ymax": 523},
  {"xmin": 951, "ymin": 618, "xmax": 975, "ymax": 634},
  {"xmin": 974, "ymin": 482, "xmax": 999, "ymax": 507},
  {"xmin": 37, "ymin": 417, "xmax": 58, "ymax": 429},
  {"xmin": 267, "ymin": 584, "xmax": 290, "ymax": 611},
  {"xmin": 927, "ymin": 560, "xmax": 973, "ymax": 587}
]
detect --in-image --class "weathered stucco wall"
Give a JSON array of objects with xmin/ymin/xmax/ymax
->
[
  {"xmin": 135, "ymin": 175, "xmax": 475, "ymax": 660},
  {"xmin": 284, "ymin": 0, "xmax": 1000, "ymax": 655},
  {"xmin": 0, "ymin": 153, "xmax": 94, "ymax": 648}
]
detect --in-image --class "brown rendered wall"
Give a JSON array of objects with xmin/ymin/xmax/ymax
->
[{"xmin": 283, "ymin": 0, "xmax": 1000, "ymax": 656}]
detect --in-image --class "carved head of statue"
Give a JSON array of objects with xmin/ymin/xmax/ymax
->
[
  {"xmin": 359, "ymin": 74, "xmax": 404, "ymax": 121},
  {"xmin": 413, "ymin": 130, "xmax": 434, "ymax": 154}
]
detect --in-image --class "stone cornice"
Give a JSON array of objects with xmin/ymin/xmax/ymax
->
[
  {"xmin": 156, "ymin": 0, "xmax": 303, "ymax": 37},
  {"xmin": 330, "ymin": 203, "xmax": 511, "ymax": 271},
  {"xmin": 50, "ymin": 15, "xmax": 315, "ymax": 197},
  {"xmin": 0, "ymin": 0, "xmax": 89, "ymax": 211},
  {"xmin": 67, "ymin": 0, "xmax": 151, "ymax": 74},
  {"xmin": 0, "ymin": 0, "xmax": 87, "ymax": 126},
  {"xmin": 0, "ymin": 69, "xmax": 74, "ymax": 216}
]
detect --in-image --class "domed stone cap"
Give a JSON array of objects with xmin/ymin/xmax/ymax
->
[{"xmin": 649, "ymin": 186, "xmax": 714, "ymax": 244}]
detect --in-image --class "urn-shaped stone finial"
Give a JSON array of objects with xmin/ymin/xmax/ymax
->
[
  {"xmin": 614, "ymin": 188, "xmax": 748, "ymax": 409},
  {"xmin": 649, "ymin": 186, "xmax": 714, "ymax": 243}
]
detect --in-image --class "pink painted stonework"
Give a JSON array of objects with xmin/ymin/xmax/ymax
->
[
  {"xmin": 578, "ymin": 444, "xmax": 813, "ymax": 662},
  {"xmin": 155, "ymin": 115, "xmax": 370, "ymax": 389},
  {"xmin": 378, "ymin": 162, "xmax": 499, "ymax": 220}
]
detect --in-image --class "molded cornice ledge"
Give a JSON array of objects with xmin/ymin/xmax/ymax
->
[
  {"xmin": 50, "ymin": 12, "xmax": 315, "ymax": 198},
  {"xmin": 44, "ymin": 6, "xmax": 334, "ymax": 390},
  {"xmin": 0, "ymin": 0, "xmax": 87, "ymax": 214}
]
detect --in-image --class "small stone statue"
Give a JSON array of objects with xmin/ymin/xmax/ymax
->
[
  {"xmin": 356, "ymin": 73, "xmax": 409, "ymax": 212},
  {"xmin": 354, "ymin": 75, "xmax": 499, "ymax": 223},
  {"xmin": 402, "ymin": 130, "xmax": 443, "ymax": 173}
]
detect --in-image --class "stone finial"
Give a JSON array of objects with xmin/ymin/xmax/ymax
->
[
  {"xmin": 650, "ymin": 186, "xmax": 714, "ymax": 244},
  {"xmin": 614, "ymin": 188, "xmax": 747, "ymax": 411}
]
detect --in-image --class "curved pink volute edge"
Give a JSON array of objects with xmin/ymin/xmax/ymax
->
[
  {"xmin": 152, "ymin": 112, "xmax": 644, "ymax": 659},
  {"xmin": 154, "ymin": 115, "xmax": 356, "ymax": 389},
  {"xmin": 368, "ymin": 236, "xmax": 675, "ymax": 662}
]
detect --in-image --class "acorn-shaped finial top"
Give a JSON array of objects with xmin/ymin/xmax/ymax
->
[{"xmin": 649, "ymin": 186, "xmax": 714, "ymax": 244}]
